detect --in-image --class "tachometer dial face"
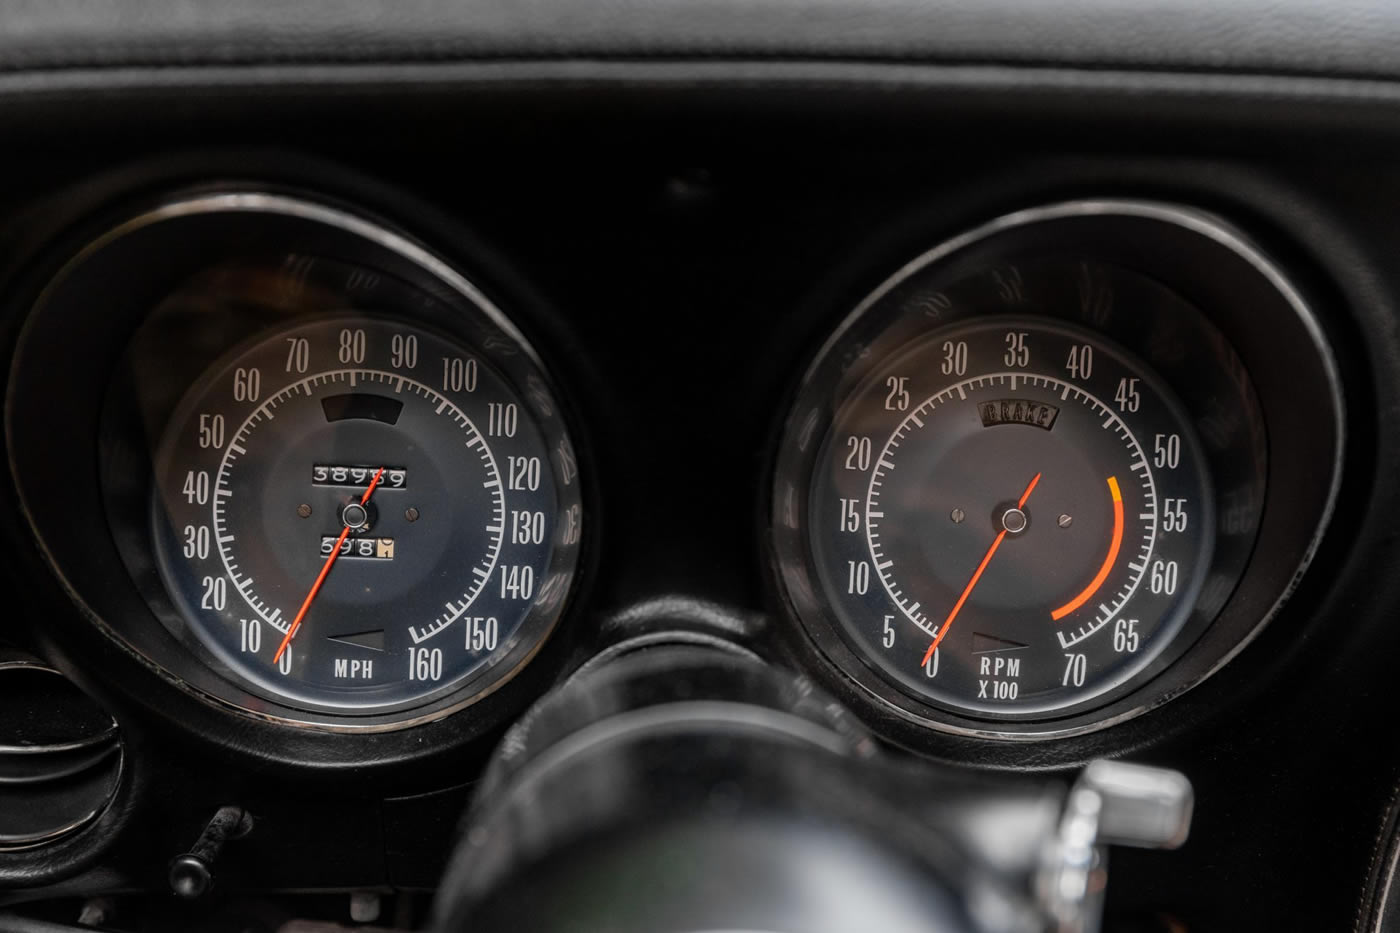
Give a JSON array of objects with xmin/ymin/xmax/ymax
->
[
  {"xmin": 150, "ymin": 315, "xmax": 578, "ymax": 716},
  {"xmin": 766, "ymin": 201, "xmax": 1337, "ymax": 738},
  {"xmin": 810, "ymin": 320, "xmax": 1213, "ymax": 715}
]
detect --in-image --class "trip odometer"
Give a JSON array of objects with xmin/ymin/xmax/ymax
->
[
  {"xmin": 150, "ymin": 314, "xmax": 577, "ymax": 719},
  {"xmin": 818, "ymin": 321, "xmax": 1213, "ymax": 717}
]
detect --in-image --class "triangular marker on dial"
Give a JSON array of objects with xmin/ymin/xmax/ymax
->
[
  {"xmin": 971, "ymin": 632, "xmax": 1030, "ymax": 654},
  {"xmin": 326, "ymin": 629, "xmax": 386, "ymax": 652}
]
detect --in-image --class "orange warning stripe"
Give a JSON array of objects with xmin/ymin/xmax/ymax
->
[{"xmin": 1050, "ymin": 476, "xmax": 1123, "ymax": 622}]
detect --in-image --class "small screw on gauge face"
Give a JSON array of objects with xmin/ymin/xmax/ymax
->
[
  {"xmin": 1058, "ymin": 514, "xmax": 1073, "ymax": 528},
  {"xmin": 296, "ymin": 504, "xmax": 313, "ymax": 519},
  {"xmin": 950, "ymin": 508, "xmax": 966, "ymax": 524},
  {"xmin": 405, "ymin": 507, "xmax": 420, "ymax": 523}
]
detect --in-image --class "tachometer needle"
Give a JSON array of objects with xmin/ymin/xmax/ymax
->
[
  {"xmin": 273, "ymin": 467, "xmax": 385, "ymax": 665},
  {"xmin": 921, "ymin": 471, "xmax": 1041, "ymax": 668}
]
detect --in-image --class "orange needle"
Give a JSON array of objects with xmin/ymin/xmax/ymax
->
[
  {"xmin": 921, "ymin": 472, "xmax": 1041, "ymax": 667},
  {"xmin": 272, "ymin": 467, "xmax": 385, "ymax": 665}
]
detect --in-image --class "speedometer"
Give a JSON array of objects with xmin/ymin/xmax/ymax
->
[
  {"xmin": 771, "ymin": 200, "xmax": 1342, "ymax": 738},
  {"xmin": 152, "ymin": 316, "xmax": 566, "ymax": 715},
  {"xmin": 0, "ymin": 189, "xmax": 589, "ymax": 734}
]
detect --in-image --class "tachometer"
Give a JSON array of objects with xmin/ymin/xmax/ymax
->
[
  {"xmin": 810, "ymin": 319, "xmax": 1213, "ymax": 715},
  {"xmin": 771, "ymin": 200, "xmax": 1342, "ymax": 738}
]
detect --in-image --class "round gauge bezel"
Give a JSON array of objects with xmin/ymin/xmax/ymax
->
[
  {"xmin": 129, "ymin": 314, "xmax": 566, "ymax": 720},
  {"xmin": 810, "ymin": 318, "xmax": 1224, "ymax": 718},
  {"xmin": 7, "ymin": 190, "xmax": 590, "ymax": 735},
  {"xmin": 768, "ymin": 200, "xmax": 1343, "ymax": 741}
]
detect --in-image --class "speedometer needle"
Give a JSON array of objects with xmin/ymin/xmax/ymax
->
[
  {"xmin": 273, "ymin": 467, "xmax": 385, "ymax": 665},
  {"xmin": 921, "ymin": 471, "xmax": 1041, "ymax": 667}
]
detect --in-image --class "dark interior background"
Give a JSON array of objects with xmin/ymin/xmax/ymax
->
[{"xmin": 2, "ymin": 5, "xmax": 1400, "ymax": 929}]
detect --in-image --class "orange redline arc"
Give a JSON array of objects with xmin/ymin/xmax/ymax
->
[{"xmin": 1050, "ymin": 475, "xmax": 1123, "ymax": 621}]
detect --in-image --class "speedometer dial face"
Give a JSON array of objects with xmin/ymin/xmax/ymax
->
[
  {"xmin": 150, "ymin": 315, "xmax": 578, "ymax": 716},
  {"xmin": 810, "ymin": 320, "xmax": 1213, "ymax": 715}
]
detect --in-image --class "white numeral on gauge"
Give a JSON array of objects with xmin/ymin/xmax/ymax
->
[
  {"xmin": 232, "ymin": 367, "xmax": 261, "ymax": 402},
  {"xmin": 1113, "ymin": 618, "xmax": 1140, "ymax": 654},
  {"xmin": 1065, "ymin": 344, "xmax": 1093, "ymax": 380},
  {"xmin": 239, "ymin": 619, "xmax": 262, "ymax": 653},
  {"xmin": 839, "ymin": 498, "xmax": 861, "ymax": 533},
  {"xmin": 844, "ymin": 436, "xmax": 872, "ymax": 472},
  {"xmin": 466, "ymin": 617, "xmax": 499, "ymax": 652},
  {"xmin": 1063, "ymin": 653, "xmax": 1087, "ymax": 687},
  {"xmin": 1162, "ymin": 499, "xmax": 1189, "ymax": 532},
  {"xmin": 884, "ymin": 376, "xmax": 910, "ymax": 411},
  {"xmin": 941, "ymin": 340, "xmax": 968, "ymax": 376},
  {"xmin": 182, "ymin": 471, "xmax": 210, "ymax": 505},
  {"xmin": 1149, "ymin": 560, "xmax": 1179, "ymax": 595},
  {"xmin": 846, "ymin": 560, "xmax": 870, "ymax": 595},
  {"xmin": 199, "ymin": 576, "xmax": 226, "ymax": 611},
  {"xmin": 441, "ymin": 356, "xmax": 478, "ymax": 392},
  {"xmin": 408, "ymin": 647, "xmax": 443, "ymax": 681},
  {"xmin": 390, "ymin": 333, "xmax": 418, "ymax": 369},
  {"xmin": 508, "ymin": 456, "xmax": 541, "ymax": 491},
  {"xmin": 500, "ymin": 565, "xmax": 535, "ymax": 600}
]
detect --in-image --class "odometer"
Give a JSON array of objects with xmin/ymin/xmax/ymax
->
[{"xmin": 150, "ymin": 315, "xmax": 575, "ymax": 716}]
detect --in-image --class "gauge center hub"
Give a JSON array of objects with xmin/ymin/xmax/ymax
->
[
  {"xmin": 341, "ymin": 501, "xmax": 371, "ymax": 531},
  {"xmin": 999, "ymin": 506, "xmax": 1028, "ymax": 536}
]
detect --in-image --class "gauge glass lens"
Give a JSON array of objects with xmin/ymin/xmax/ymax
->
[
  {"xmin": 770, "ymin": 219, "xmax": 1293, "ymax": 733},
  {"xmin": 149, "ymin": 315, "xmax": 572, "ymax": 714},
  {"xmin": 810, "ymin": 319, "xmax": 1212, "ymax": 714}
]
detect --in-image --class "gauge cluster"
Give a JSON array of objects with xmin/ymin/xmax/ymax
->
[
  {"xmin": 0, "ymin": 161, "xmax": 1352, "ymax": 813},
  {"xmin": 0, "ymin": 137, "xmax": 1381, "ymax": 930},
  {"xmin": 2, "ymin": 184, "xmax": 1344, "ymax": 755}
]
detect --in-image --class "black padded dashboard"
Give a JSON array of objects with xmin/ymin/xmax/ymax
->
[{"xmin": 3, "ymin": 0, "xmax": 1400, "ymax": 76}]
